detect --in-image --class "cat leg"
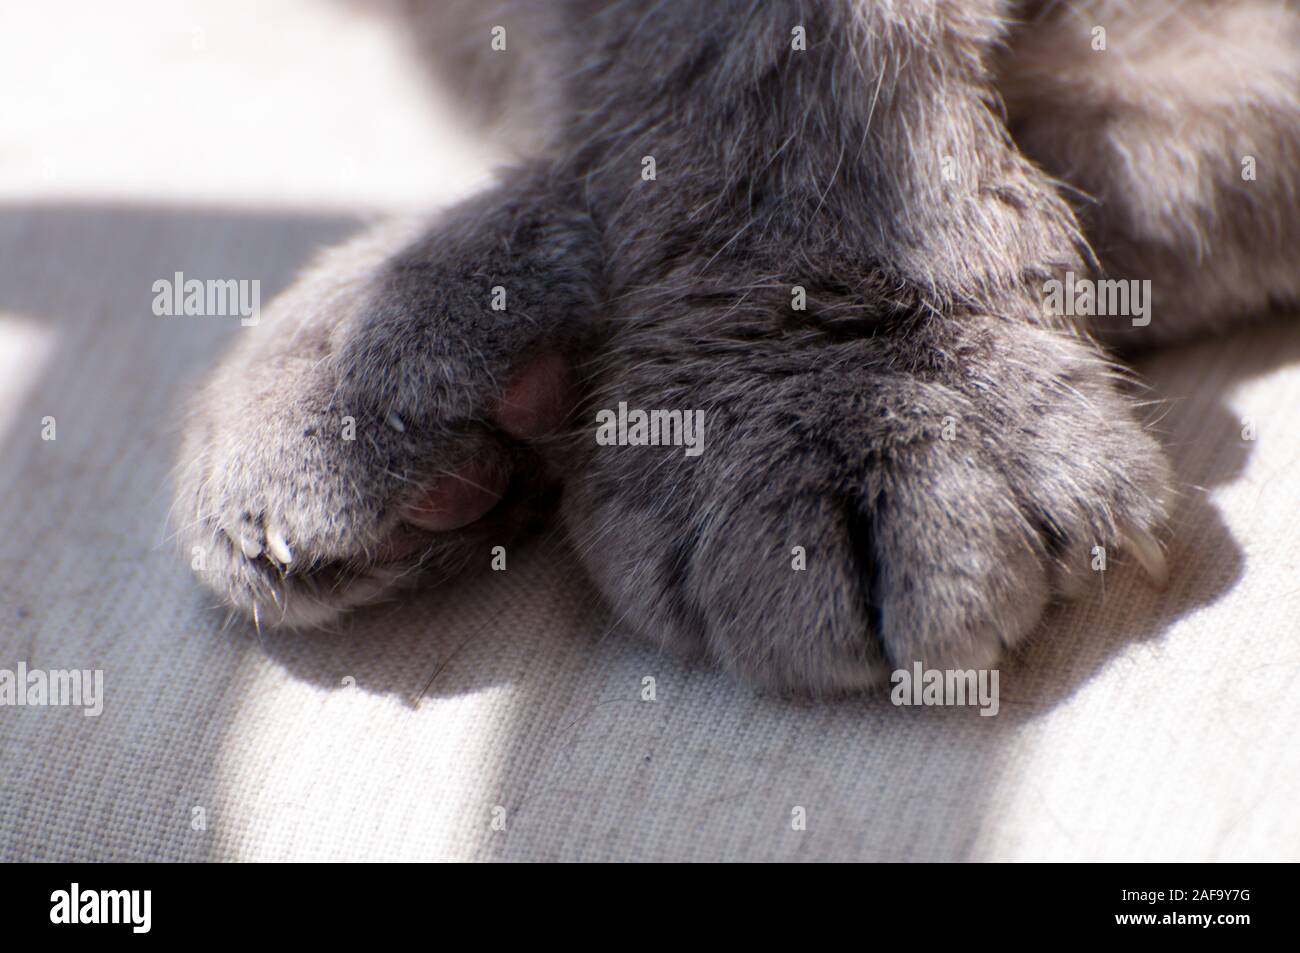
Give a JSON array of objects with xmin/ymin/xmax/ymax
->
[{"xmin": 1001, "ymin": 0, "xmax": 1300, "ymax": 348}]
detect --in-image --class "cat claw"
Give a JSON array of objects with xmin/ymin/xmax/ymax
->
[
  {"xmin": 266, "ymin": 528, "xmax": 294, "ymax": 566},
  {"xmin": 221, "ymin": 526, "xmax": 264, "ymax": 560},
  {"xmin": 238, "ymin": 534, "xmax": 263, "ymax": 560},
  {"xmin": 1123, "ymin": 525, "xmax": 1168, "ymax": 591}
]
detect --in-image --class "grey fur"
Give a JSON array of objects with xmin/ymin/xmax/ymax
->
[{"xmin": 174, "ymin": 0, "xmax": 1298, "ymax": 694}]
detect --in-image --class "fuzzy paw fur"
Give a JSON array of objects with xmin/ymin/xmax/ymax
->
[
  {"xmin": 173, "ymin": 178, "xmax": 597, "ymax": 628},
  {"xmin": 560, "ymin": 284, "xmax": 1171, "ymax": 695}
]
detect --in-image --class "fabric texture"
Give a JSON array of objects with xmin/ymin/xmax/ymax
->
[{"xmin": 1, "ymin": 0, "xmax": 1297, "ymax": 862}]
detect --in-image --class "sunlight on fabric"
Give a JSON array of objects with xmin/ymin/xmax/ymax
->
[
  {"xmin": 0, "ymin": 314, "xmax": 56, "ymax": 439},
  {"xmin": 212, "ymin": 656, "xmax": 515, "ymax": 862},
  {"xmin": 0, "ymin": 0, "xmax": 500, "ymax": 213}
]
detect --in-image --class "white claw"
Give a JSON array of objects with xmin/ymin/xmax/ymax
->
[
  {"xmin": 239, "ymin": 534, "xmax": 263, "ymax": 559},
  {"xmin": 223, "ymin": 527, "xmax": 263, "ymax": 560},
  {"xmin": 386, "ymin": 412, "xmax": 406, "ymax": 433},
  {"xmin": 1124, "ymin": 525, "xmax": 1168, "ymax": 591},
  {"xmin": 266, "ymin": 529, "xmax": 293, "ymax": 566}
]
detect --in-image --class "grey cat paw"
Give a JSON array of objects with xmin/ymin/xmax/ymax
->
[
  {"xmin": 561, "ymin": 295, "xmax": 1172, "ymax": 696},
  {"xmin": 174, "ymin": 184, "xmax": 594, "ymax": 629}
]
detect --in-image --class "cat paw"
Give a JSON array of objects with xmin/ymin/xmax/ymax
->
[
  {"xmin": 175, "ymin": 333, "xmax": 567, "ymax": 630},
  {"xmin": 561, "ymin": 294, "xmax": 1171, "ymax": 695},
  {"xmin": 174, "ymin": 183, "xmax": 593, "ymax": 629}
]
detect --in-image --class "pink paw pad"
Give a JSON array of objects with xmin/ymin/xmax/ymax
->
[
  {"xmin": 399, "ymin": 351, "xmax": 570, "ymax": 533},
  {"xmin": 492, "ymin": 351, "xmax": 571, "ymax": 439}
]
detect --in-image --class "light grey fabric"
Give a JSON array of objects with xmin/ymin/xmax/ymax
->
[{"xmin": 1, "ymin": 0, "xmax": 1298, "ymax": 862}]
